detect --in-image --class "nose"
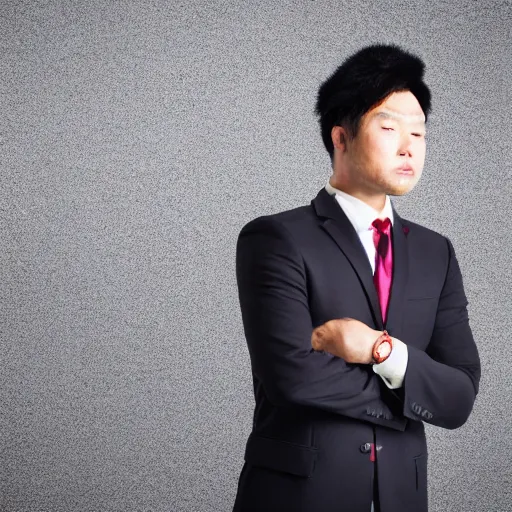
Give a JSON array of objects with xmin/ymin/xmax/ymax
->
[{"xmin": 398, "ymin": 132, "xmax": 414, "ymax": 157}]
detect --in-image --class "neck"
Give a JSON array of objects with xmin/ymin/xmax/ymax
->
[{"xmin": 328, "ymin": 176, "xmax": 387, "ymax": 213}]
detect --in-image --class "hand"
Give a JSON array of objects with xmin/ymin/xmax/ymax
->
[{"xmin": 311, "ymin": 318, "xmax": 381, "ymax": 364}]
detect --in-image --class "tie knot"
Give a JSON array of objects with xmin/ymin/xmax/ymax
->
[{"xmin": 372, "ymin": 217, "xmax": 391, "ymax": 233}]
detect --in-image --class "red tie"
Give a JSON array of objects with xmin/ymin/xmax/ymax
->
[{"xmin": 371, "ymin": 218, "xmax": 393, "ymax": 325}]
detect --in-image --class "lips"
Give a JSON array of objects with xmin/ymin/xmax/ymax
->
[{"xmin": 397, "ymin": 165, "xmax": 414, "ymax": 174}]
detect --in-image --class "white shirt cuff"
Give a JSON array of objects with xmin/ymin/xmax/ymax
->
[{"xmin": 372, "ymin": 337, "xmax": 408, "ymax": 389}]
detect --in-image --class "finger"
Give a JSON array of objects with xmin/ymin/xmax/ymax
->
[{"xmin": 311, "ymin": 328, "xmax": 325, "ymax": 351}]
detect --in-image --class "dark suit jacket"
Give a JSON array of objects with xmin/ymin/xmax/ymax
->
[{"xmin": 232, "ymin": 187, "xmax": 481, "ymax": 512}]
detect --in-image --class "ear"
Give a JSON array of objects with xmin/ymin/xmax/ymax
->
[{"xmin": 331, "ymin": 126, "xmax": 348, "ymax": 153}]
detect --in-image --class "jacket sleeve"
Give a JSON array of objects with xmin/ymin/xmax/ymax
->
[
  {"xmin": 236, "ymin": 215, "xmax": 407, "ymax": 431},
  {"xmin": 402, "ymin": 236, "xmax": 481, "ymax": 429}
]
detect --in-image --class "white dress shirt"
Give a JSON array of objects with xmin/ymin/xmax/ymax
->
[{"xmin": 324, "ymin": 179, "xmax": 408, "ymax": 389}]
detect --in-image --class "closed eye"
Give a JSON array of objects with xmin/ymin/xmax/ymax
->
[{"xmin": 382, "ymin": 127, "xmax": 394, "ymax": 131}]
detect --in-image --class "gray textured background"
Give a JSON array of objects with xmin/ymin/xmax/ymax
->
[{"xmin": 2, "ymin": 1, "xmax": 511, "ymax": 511}]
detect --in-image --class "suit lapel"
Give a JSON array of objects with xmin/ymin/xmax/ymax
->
[
  {"xmin": 311, "ymin": 187, "xmax": 409, "ymax": 336},
  {"xmin": 387, "ymin": 209, "xmax": 408, "ymax": 337}
]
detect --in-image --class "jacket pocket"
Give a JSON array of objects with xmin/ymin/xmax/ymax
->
[{"xmin": 244, "ymin": 433, "xmax": 318, "ymax": 478}]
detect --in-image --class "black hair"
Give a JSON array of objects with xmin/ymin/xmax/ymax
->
[{"xmin": 315, "ymin": 44, "xmax": 431, "ymax": 159}]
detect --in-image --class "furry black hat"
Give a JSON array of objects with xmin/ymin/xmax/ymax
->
[{"xmin": 315, "ymin": 44, "xmax": 431, "ymax": 159}]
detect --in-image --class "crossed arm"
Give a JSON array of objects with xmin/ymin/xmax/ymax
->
[{"xmin": 236, "ymin": 216, "xmax": 481, "ymax": 431}]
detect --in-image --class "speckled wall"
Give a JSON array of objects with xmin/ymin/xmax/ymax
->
[{"xmin": 2, "ymin": 1, "xmax": 510, "ymax": 511}]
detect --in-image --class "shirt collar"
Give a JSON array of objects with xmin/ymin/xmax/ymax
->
[{"xmin": 325, "ymin": 179, "xmax": 394, "ymax": 234}]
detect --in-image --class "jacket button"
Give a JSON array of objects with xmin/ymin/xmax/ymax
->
[{"xmin": 360, "ymin": 443, "xmax": 371, "ymax": 453}]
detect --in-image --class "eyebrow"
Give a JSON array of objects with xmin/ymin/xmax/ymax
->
[{"xmin": 373, "ymin": 111, "xmax": 426, "ymax": 126}]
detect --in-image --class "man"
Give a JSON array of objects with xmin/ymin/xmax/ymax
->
[{"xmin": 232, "ymin": 44, "xmax": 481, "ymax": 512}]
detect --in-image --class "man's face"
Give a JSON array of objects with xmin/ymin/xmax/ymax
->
[{"xmin": 344, "ymin": 90, "xmax": 426, "ymax": 197}]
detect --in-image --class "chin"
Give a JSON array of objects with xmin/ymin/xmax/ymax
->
[
  {"xmin": 387, "ymin": 182, "xmax": 416, "ymax": 196},
  {"xmin": 394, "ymin": 175, "xmax": 420, "ymax": 194}
]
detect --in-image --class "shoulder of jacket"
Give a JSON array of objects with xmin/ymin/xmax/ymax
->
[
  {"xmin": 239, "ymin": 204, "xmax": 314, "ymax": 234},
  {"xmin": 401, "ymin": 218, "xmax": 450, "ymax": 243}
]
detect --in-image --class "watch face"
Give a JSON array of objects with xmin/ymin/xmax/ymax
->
[{"xmin": 376, "ymin": 341, "xmax": 391, "ymax": 358}]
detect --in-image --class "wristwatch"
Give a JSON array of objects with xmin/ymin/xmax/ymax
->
[{"xmin": 372, "ymin": 330, "xmax": 393, "ymax": 364}]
